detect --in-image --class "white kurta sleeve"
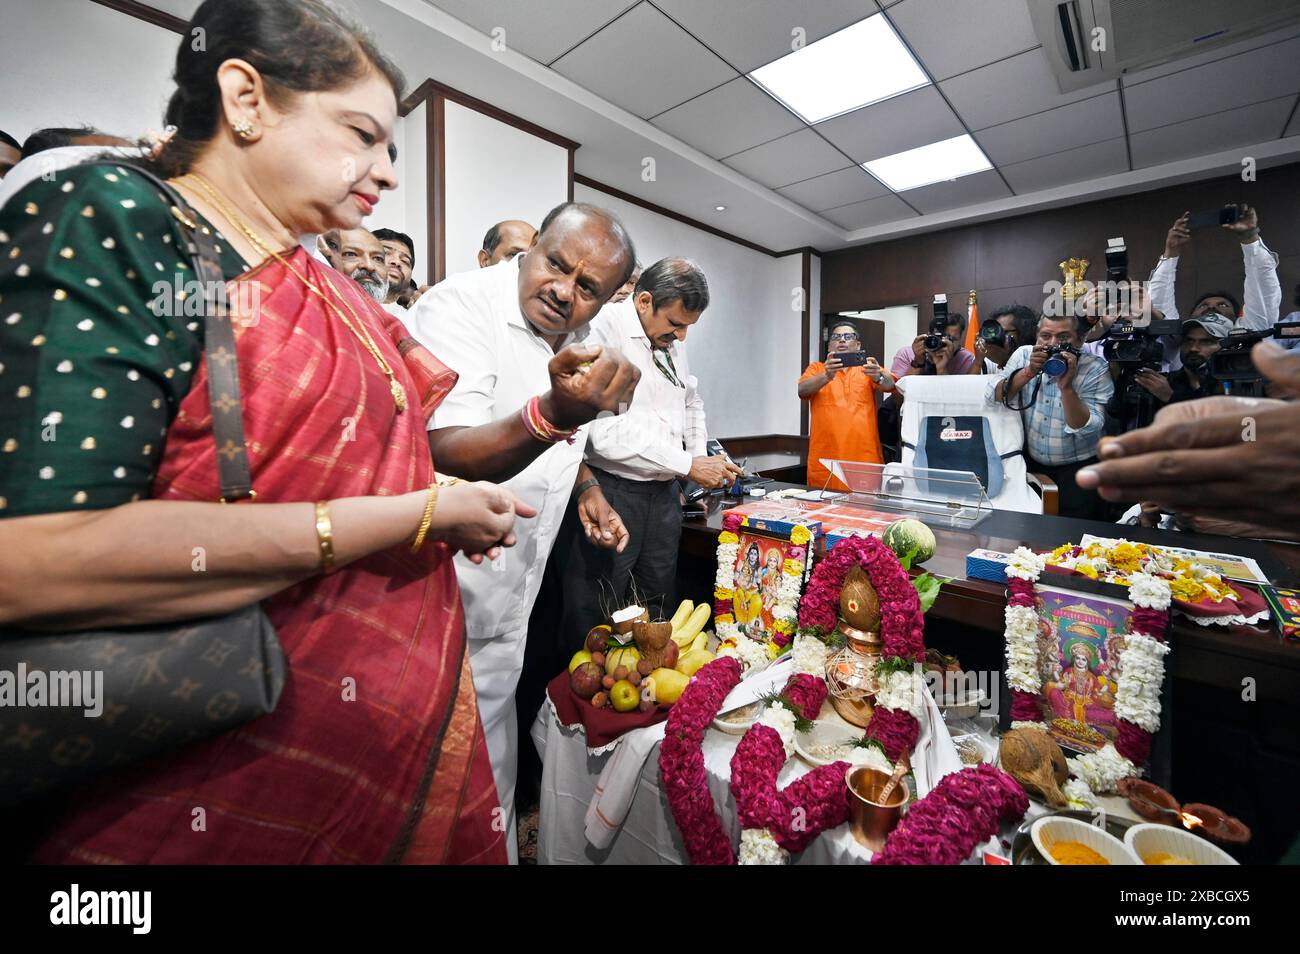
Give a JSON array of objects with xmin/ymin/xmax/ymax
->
[
  {"xmin": 1240, "ymin": 238, "xmax": 1281, "ymax": 332},
  {"xmin": 406, "ymin": 279, "xmax": 499, "ymax": 430}
]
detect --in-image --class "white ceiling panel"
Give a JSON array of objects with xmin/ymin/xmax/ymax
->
[
  {"xmin": 550, "ymin": 2, "xmax": 737, "ymax": 118},
  {"xmin": 1123, "ymin": 35, "xmax": 1300, "ymax": 133},
  {"xmin": 650, "ymin": 77, "xmax": 802, "ymax": 159},
  {"xmin": 999, "ymin": 138, "xmax": 1130, "ymax": 194},
  {"xmin": 777, "ymin": 166, "xmax": 890, "ymax": 212},
  {"xmin": 1130, "ymin": 96, "xmax": 1295, "ymax": 169},
  {"xmin": 722, "ymin": 129, "xmax": 853, "ymax": 189},
  {"xmin": 939, "ymin": 48, "xmax": 1115, "ymax": 131},
  {"xmin": 1121, "ymin": 26, "xmax": 1300, "ymax": 86},
  {"xmin": 887, "ymin": 0, "xmax": 1039, "ymax": 81},
  {"xmin": 651, "ymin": 0, "xmax": 880, "ymax": 74},
  {"xmin": 902, "ymin": 169, "xmax": 1012, "ymax": 213},
  {"xmin": 423, "ymin": 0, "xmax": 640, "ymax": 64},
  {"xmin": 813, "ymin": 85, "xmax": 965, "ymax": 164},
  {"xmin": 975, "ymin": 92, "xmax": 1124, "ymax": 166},
  {"xmin": 821, "ymin": 194, "xmax": 918, "ymax": 230}
]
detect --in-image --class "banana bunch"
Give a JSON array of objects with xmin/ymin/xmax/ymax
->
[{"xmin": 667, "ymin": 599, "xmax": 713, "ymax": 678}]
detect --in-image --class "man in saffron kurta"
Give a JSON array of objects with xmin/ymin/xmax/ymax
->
[{"xmin": 798, "ymin": 321, "xmax": 894, "ymax": 490}]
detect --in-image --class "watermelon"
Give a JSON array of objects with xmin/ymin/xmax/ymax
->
[{"xmin": 882, "ymin": 518, "xmax": 936, "ymax": 565}]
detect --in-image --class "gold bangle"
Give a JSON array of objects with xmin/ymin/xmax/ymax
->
[
  {"xmin": 314, "ymin": 500, "xmax": 336, "ymax": 574},
  {"xmin": 410, "ymin": 482, "xmax": 439, "ymax": 553}
]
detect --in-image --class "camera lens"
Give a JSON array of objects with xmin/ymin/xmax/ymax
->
[{"xmin": 924, "ymin": 334, "xmax": 946, "ymax": 351}]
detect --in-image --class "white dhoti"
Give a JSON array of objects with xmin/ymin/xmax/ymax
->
[{"xmin": 468, "ymin": 629, "xmax": 529, "ymax": 866}]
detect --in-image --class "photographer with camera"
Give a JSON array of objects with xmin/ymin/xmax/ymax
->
[
  {"xmin": 989, "ymin": 313, "xmax": 1114, "ymax": 518},
  {"xmin": 1133, "ymin": 312, "xmax": 1234, "ymax": 407},
  {"xmin": 1150, "ymin": 205, "xmax": 1281, "ymax": 333},
  {"xmin": 974, "ymin": 304, "xmax": 1038, "ymax": 370},
  {"xmin": 890, "ymin": 303, "xmax": 977, "ymax": 380},
  {"xmin": 800, "ymin": 320, "xmax": 894, "ymax": 488}
]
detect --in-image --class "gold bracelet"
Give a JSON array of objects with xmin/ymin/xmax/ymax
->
[
  {"xmin": 314, "ymin": 500, "xmax": 336, "ymax": 574},
  {"xmin": 410, "ymin": 482, "xmax": 439, "ymax": 553}
]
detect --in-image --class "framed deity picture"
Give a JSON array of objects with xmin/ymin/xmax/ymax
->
[
  {"xmin": 714, "ymin": 510, "xmax": 815, "ymax": 664},
  {"xmin": 1031, "ymin": 581, "xmax": 1137, "ymax": 755}
]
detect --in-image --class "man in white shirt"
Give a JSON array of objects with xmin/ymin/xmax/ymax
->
[
  {"xmin": 559, "ymin": 257, "xmax": 740, "ymax": 640},
  {"xmin": 405, "ymin": 202, "xmax": 640, "ymax": 862},
  {"xmin": 1148, "ymin": 205, "xmax": 1281, "ymax": 333}
]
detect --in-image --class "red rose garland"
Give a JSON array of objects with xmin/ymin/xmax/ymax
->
[
  {"xmin": 872, "ymin": 764, "xmax": 1028, "ymax": 865},
  {"xmin": 659, "ymin": 657, "xmax": 741, "ymax": 865}
]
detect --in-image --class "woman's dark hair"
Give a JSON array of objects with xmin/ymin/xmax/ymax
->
[
  {"xmin": 634, "ymin": 256, "xmax": 710, "ymax": 314},
  {"xmin": 142, "ymin": 0, "xmax": 405, "ymax": 177}
]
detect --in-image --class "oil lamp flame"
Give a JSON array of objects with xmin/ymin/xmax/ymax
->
[{"xmin": 1179, "ymin": 812, "xmax": 1203, "ymax": 830}]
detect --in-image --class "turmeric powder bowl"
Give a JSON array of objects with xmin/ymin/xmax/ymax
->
[{"xmin": 1032, "ymin": 816, "xmax": 1140, "ymax": 865}]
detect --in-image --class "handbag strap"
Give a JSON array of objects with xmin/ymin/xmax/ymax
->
[{"xmin": 91, "ymin": 161, "xmax": 255, "ymax": 502}]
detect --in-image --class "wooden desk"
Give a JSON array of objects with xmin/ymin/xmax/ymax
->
[{"xmin": 680, "ymin": 484, "xmax": 1300, "ymax": 704}]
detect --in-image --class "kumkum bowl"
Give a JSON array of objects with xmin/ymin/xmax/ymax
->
[{"xmin": 845, "ymin": 765, "xmax": 909, "ymax": 853}]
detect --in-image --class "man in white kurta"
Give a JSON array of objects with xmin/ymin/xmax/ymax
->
[{"xmin": 404, "ymin": 203, "xmax": 639, "ymax": 862}]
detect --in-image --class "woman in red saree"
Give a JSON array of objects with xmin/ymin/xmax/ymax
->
[{"xmin": 0, "ymin": 0, "xmax": 525, "ymax": 863}]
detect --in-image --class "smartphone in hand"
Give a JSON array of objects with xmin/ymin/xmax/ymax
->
[{"xmin": 837, "ymin": 350, "xmax": 870, "ymax": 367}]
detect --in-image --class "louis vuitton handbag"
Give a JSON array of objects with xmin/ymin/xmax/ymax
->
[{"xmin": 0, "ymin": 165, "xmax": 287, "ymax": 807}]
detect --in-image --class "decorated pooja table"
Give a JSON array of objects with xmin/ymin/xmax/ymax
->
[{"xmin": 535, "ymin": 480, "xmax": 1293, "ymax": 864}]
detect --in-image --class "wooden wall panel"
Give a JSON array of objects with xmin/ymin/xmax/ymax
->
[{"xmin": 824, "ymin": 162, "xmax": 1300, "ymax": 334}]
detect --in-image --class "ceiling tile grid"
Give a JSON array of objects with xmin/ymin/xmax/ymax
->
[{"xmin": 421, "ymin": 0, "xmax": 1300, "ymax": 242}]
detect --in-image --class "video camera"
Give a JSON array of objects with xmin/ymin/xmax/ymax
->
[
  {"xmin": 1095, "ymin": 237, "xmax": 1181, "ymax": 370},
  {"xmin": 1210, "ymin": 321, "xmax": 1300, "ymax": 383}
]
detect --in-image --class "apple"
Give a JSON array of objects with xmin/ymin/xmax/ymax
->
[
  {"xmin": 610, "ymin": 679, "xmax": 640, "ymax": 713},
  {"xmin": 569, "ymin": 662, "xmax": 603, "ymax": 699}
]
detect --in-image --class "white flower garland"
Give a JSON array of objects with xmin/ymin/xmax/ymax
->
[
  {"xmin": 875, "ymin": 667, "xmax": 926, "ymax": 721},
  {"xmin": 1068, "ymin": 744, "xmax": 1136, "ymax": 794},
  {"xmin": 1062, "ymin": 777, "xmax": 1100, "ymax": 809},
  {"xmin": 718, "ymin": 635, "xmax": 768, "ymax": 674},
  {"xmin": 1111, "ymin": 634, "xmax": 1170, "ymax": 733},
  {"xmin": 1005, "ymin": 546, "xmax": 1046, "ymax": 581},
  {"xmin": 715, "ymin": 542, "xmax": 739, "ymax": 591},
  {"xmin": 791, "ymin": 634, "xmax": 829, "ymax": 677},
  {"xmin": 1003, "ymin": 605, "xmax": 1041, "ymax": 694},
  {"xmin": 1003, "ymin": 547, "xmax": 1172, "ymax": 794},
  {"xmin": 758, "ymin": 704, "xmax": 798, "ymax": 760},
  {"xmin": 772, "ymin": 570, "xmax": 802, "ymax": 623},
  {"xmin": 1128, "ymin": 571, "xmax": 1172, "ymax": 611},
  {"xmin": 738, "ymin": 827, "xmax": 789, "ymax": 865},
  {"xmin": 845, "ymin": 742, "xmax": 895, "ymax": 773}
]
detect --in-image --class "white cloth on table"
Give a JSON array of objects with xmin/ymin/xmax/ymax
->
[
  {"xmin": 583, "ymin": 720, "xmax": 667, "ymax": 850},
  {"xmin": 532, "ymin": 679, "xmax": 963, "ymax": 864}
]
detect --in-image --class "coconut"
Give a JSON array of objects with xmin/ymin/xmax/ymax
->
[
  {"xmin": 998, "ymin": 726, "xmax": 1068, "ymax": 807},
  {"xmin": 612, "ymin": 605, "xmax": 649, "ymax": 636}
]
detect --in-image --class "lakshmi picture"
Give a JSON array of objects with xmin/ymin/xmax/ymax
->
[
  {"xmin": 1032, "ymin": 585, "xmax": 1137, "ymax": 754},
  {"xmin": 730, "ymin": 531, "xmax": 795, "ymax": 641}
]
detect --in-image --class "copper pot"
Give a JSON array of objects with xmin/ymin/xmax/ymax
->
[
  {"xmin": 825, "ymin": 625, "xmax": 882, "ymax": 728},
  {"xmin": 846, "ymin": 765, "xmax": 909, "ymax": 852}
]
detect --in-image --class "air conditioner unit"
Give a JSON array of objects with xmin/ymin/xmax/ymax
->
[{"xmin": 1028, "ymin": 0, "xmax": 1300, "ymax": 92}]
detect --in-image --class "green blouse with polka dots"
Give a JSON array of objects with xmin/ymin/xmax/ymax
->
[{"xmin": 0, "ymin": 162, "xmax": 245, "ymax": 517}]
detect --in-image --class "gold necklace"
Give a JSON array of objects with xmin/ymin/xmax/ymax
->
[{"xmin": 175, "ymin": 173, "xmax": 406, "ymax": 412}]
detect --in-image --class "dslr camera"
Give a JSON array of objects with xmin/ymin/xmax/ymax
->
[
  {"xmin": 1042, "ymin": 344, "xmax": 1081, "ymax": 378},
  {"xmin": 978, "ymin": 317, "xmax": 1008, "ymax": 348},
  {"xmin": 923, "ymin": 294, "xmax": 950, "ymax": 352}
]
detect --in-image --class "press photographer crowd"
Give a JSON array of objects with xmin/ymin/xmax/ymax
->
[
  {"xmin": 804, "ymin": 202, "xmax": 1299, "ymax": 526},
  {"xmin": 1, "ymin": 0, "xmax": 1300, "ymax": 882}
]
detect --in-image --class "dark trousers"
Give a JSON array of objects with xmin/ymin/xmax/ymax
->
[
  {"xmin": 560, "ymin": 469, "xmax": 684, "ymax": 632},
  {"xmin": 1027, "ymin": 454, "xmax": 1104, "ymax": 521}
]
